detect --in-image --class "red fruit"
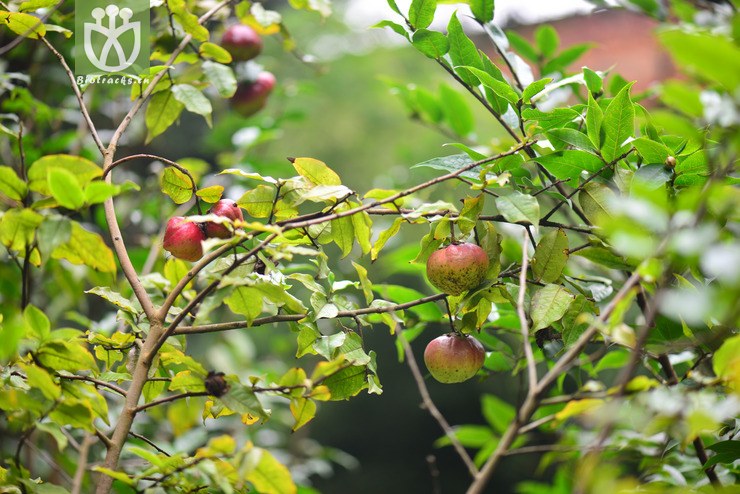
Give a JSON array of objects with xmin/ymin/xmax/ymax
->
[
  {"xmin": 205, "ymin": 199, "xmax": 244, "ymax": 239},
  {"xmin": 426, "ymin": 242, "xmax": 489, "ymax": 295},
  {"xmin": 163, "ymin": 217, "xmax": 206, "ymax": 262},
  {"xmin": 222, "ymin": 23, "xmax": 263, "ymax": 62},
  {"xmin": 231, "ymin": 72, "xmax": 276, "ymax": 118},
  {"xmin": 424, "ymin": 333, "xmax": 486, "ymax": 384}
]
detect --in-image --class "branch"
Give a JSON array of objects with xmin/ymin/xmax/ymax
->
[
  {"xmin": 39, "ymin": 38, "xmax": 106, "ymax": 155},
  {"xmin": 58, "ymin": 374, "xmax": 127, "ymax": 397},
  {"xmin": 71, "ymin": 434, "xmax": 96, "ymax": 494},
  {"xmin": 517, "ymin": 229, "xmax": 538, "ymax": 393},
  {"xmin": 134, "ymin": 391, "xmax": 210, "ymax": 413},
  {"xmin": 397, "ymin": 329, "xmax": 479, "ymax": 478},
  {"xmin": 173, "ymin": 293, "xmax": 447, "ymax": 336},
  {"xmin": 465, "ymin": 271, "xmax": 643, "ymax": 494}
]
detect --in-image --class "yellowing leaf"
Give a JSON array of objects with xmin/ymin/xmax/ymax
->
[
  {"xmin": 555, "ymin": 399, "xmax": 604, "ymax": 422},
  {"xmin": 292, "ymin": 157, "xmax": 341, "ymax": 186},
  {"xmin": 52, "ymin": 221, "xmax": 116, "ymax": 273},
  {"xmin": 246, "ymin": 448, "xmax": 297, "ymax": 494}
]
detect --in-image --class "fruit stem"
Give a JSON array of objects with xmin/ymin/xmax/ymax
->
[
  {"xmin": 449, "ymin": 218, "xmax": 457, "ymax": 244},
  {"xmin": 443, "ymin": 297, "xmax": 457, "ymax": 334}
]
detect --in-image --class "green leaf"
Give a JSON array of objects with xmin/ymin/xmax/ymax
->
[
  {"xmin": 531, "ymin": 229, "xmax": 568, "ymax": 284},
  {"xmin": 0, "ymin": 207, "xmax": 42, "ymax": 251},
  {"xmin": 408, "ymin": 0, "xmax": 437, "ymax": 29},
  {"xmin": 203, "ymin": 61, "xmax": 237, "ymax": 98},
  {"xmin": 470, "ymin": 0, "xmax": 494, "ymax": 23},
  {"xmin": 535, "ymin": 25, "xmax": 559, "ymax": 58},
  {"xmin": 160, "ymin": 167, "xmax": 194, "ymax": 204},
  {"xmin": 573, "ymin": 246, "xmax": 634, "ymax": 270},
  {"xmin": 447, "ymin": 13, "xmax": 484, "ymax": 85},
  {"xmin": 27, "ymin": 155, "xmax": 102, "ymax": 196},
  {"xmin": 372, "ymin": 20, "xmax": 409, "ymax": 40},
  {"xmin": 522, "ymin": 78, "xmax": 552, "ymax": 104},
  {"xmin": 459, "ymin": 66, "xmax": 519, "ymax": 106},
  {"xmin": 238, "ymin": 185, "xmax": 275, "ymax": 218},
  {"xmin": 49, "ymin": 400, "xmax": 95, "ymax": 433},
  {"xmin": 659, "ymin": 29, "xmax": 740, "ymax": 91},
  {"xmin": 532, "ymin": 150, "xmax": 603, "ymax": 185},
  {"xmin": 531, "ymin": 284, "xmax": 575, "ymax": 331},
  {"xmin": 713, "ymin": 334, "xmax": 740, "ymax": 383},
  {"xmin": 371, "ymin": 217, "xmax": 403, "ymax": 261},
  {"xmin": 24, "ymin": 304, "xmax": 50, "ymax": 340},
  {"xmin": 583, "ymin": 67, "xmax": 603, "ymax": 94},
  {"xmin": 412, "ymin": 153, "xmax": 481, "ymax": 179},
  {"xmin": 91, "ymin": 467, "xmax": 135, "ymax": 486},
  {"xmin": 51, "ymin": 221, "xmax": 116, "ymax": 273},
  {"xmin": 351, "ymin": 211, "xmax": 372, "ymax": 255},
  {"xmin": 36, "ymin": 340, "xmax": 97, "ymax": 372},
  {"xmin": 0, "ymin": 165, "xmax": 27, "ymax": 200},
  {"xmin": 578, "ymin": 182, "xmax": 616, "ymax": 224},
  {"xmin": 632, "ymin": 137, "xmax": 672, "ymax": 164},
  {"xmin": 195, "ymin": 185, "xmax": 224, "ymax": 203},
  {"xmin": 245, "ymin": 447, "xmax": 297, "ymax": 494},
  {"xmin": 290, "ymin": 397, "xmax": 317, "ymax": 431},
  {"xmin": 21, "ymin": 363, "xmax": 60, "ymax": 400},
  {"xmin": 600, "ymin": 83, "xmax": 635, "ymax": 162},
  {"xmin": 171, "ymin": 84, "xmax": 213, "ymax": 125},
  {"xmin": 507, "ymin": 30, "xmax": 538, "ymax": 63},
  {"xmin": 146, "ymin": 90, "xmax": 184, "ymax": 143},
  {"xmin": 48, "ymin": 167, "xmax": 84, "ymax": 210},
  {"xmin": 167, "ymin": 0, "xmax": 208, "ymax": 41},
  {"xmin": 84, "ymin": 181, "xmax": 123, "ymax": 205},
  {"xmin": 545, "ymin": 128, "xmax": 596, "ymax": 153},
  {"xmin": 225, "ymin": 287, "xmax": 264, "ymax": 325},
  {"xmin": 0, "ymin": 10, "xmax": 45, "ymax": 38},
  {"xmin": 199, "ymin": 42, "xmax": 232, "ymax": 63},
  {"xmin": 323, "ymin": 365, "xmax": 367, "ymax": 400},
  {"xmin": 481, "ymin": 394, "xmax": 515, "ymax": 434},
  {"xmin": 522, "ymin": 107, "xmax": 580, "ymax": 131},
  {"xmin": 586, "ymin": 92, "xmax": 603, "ymax": 149},
  {"xmin": 633, "ymin": 164, "xmax": 672, "ymax": 190},
  {"xmin": 439, "ymin": 83, "xmax": 475, "ymax": 136},
  {"xmin": 85, "ymin": 287, "xmax": 140, "ymax": 314},
  {"xmin": 218, "ymin": 381, "xmax": 269, "ymax": 421},
  {"xmin": 331, "ymin": 212, "xmax": 355, "ymax": 258},
  {"xmin": 541, "ymin": 44, "xmax": 590, "ymax": 75},
  {"xmin": 411, "ymin": 29, "xmax": 450, "ymax": 59},
  {"xmin": 495, "ymin": 192, "xmax": 540, "ymax": 226},
  {"xmin": 292, "ymin": 157, "xmax": 342, "ymax": 186}
]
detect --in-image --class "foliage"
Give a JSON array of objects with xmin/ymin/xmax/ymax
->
[{"xmin": 0, "ymin": 0, "xmax": 738, "ymax": 493}]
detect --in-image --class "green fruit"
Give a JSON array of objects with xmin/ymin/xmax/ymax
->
[
  {"xmin": 426, "ymin": 242, "xmax": 489, "ymax": 295},
  {"xmin": 424, "ymin": 333, "xmax": 485, "ymax": 384}
]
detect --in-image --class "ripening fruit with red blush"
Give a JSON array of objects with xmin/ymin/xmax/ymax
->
[
  {"xmin": 163, "ymin": 217, "xmax": 206, "ymax": 262},
  {"xmin": 231, "ymin": 72, "xmax": 276, "ymax": 117},
  {"xmin": 424, "ymin": 333, "xmax": 485, "ymax": 384},
  {"xmin": 426, "ymin": 242, "xmax": 489, "ymax": 295},
  {"xmin": 205, "ymin": 199, "xmax": 244, "ymax": 239},
  {"xmin": 222, "ymin": 23, "xmax": 263, "ymax": 62}
]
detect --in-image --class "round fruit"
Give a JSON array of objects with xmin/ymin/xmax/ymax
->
[
  {"xmin": 231, "ymin": 72, "xmax": 276, "ymax": 118},
  {"xmin": 424, "ymin": 333, "xmax": 485, "ymax": 384},
  {"xmin": 205, "ymin": 199, "xmax": 244, "ymax": 239},
  {"xmin": 426, "ymin": 242, "xmax": 489, "ymax": 295},
  {"xmin": 222, "ymin": 23, "xmax": 263, "ymax": 62},
  {"xmin": 163, "ymin": 216, "xmax": 206, "ymax": 262}
]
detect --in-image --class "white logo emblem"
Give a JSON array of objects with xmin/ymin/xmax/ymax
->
[{"xmin": 83, "ymin": 5, "xmax": 141, "ymax": 72}]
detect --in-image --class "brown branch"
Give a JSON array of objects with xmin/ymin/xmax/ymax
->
[
  {"xmin": 71, "ymin": 434, "xmax": 96, "ymax": 494},
  {"xmin": 39, "ymin": 38, "xmax": 106, "ymax": 155},
  {"xmin": 517, "ymin": 229, "xmax": 538, "ymax": 392},
  {"xmin": 173, "ymin": 293, "xmax": 447, "ymax": 336},
  {"xmin": 466, "ymin": 271, "xmax": 643, "ymax": 494},
  {"xmin": 58, "ymin": 374, "xmax": 127, "ymax": 397},
  {"xmin": 397, "ymin": 329, "xmax": 479, "ymax": 478},
  {"xmin": 128, "ymin": 431, "xmax": 171, "ymax": 456},
  {"xmin": 134, "ymin": 391, "xmax": 210, "ymax": 414}
]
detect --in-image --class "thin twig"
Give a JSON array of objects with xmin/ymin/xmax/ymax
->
[
  {"xmin": 397, "ymin": 330, "xmax": 479, "ymax": 478},
  {"xmin": 71, "ymin": 434, "xmax": 96, "ymax": 494},
  {"xmin": 517, "ymin": 230, "xmax": 538, "ymax": 393}
]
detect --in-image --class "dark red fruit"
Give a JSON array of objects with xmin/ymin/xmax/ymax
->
[
  {"xmin": 163, "ymin": 216, "xmax": 206, "ymax": 262},
  {"xmin": 231, "ymin": 72, "xmax": 276, "ymax": 118},
  {"xmin": 205, "ymin": 199, "xmax": 244, "ymax": 239},
  {"xmin": 424, "ymin": 333, "xmax": 486, "ymax": 384},
  {"xmin": 426, "ymin": 242, "xmax": 489, "ymax": 295},
  {"xmin": 222, "ymin": 23, "xmax": 262, "ymax": 62}
]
